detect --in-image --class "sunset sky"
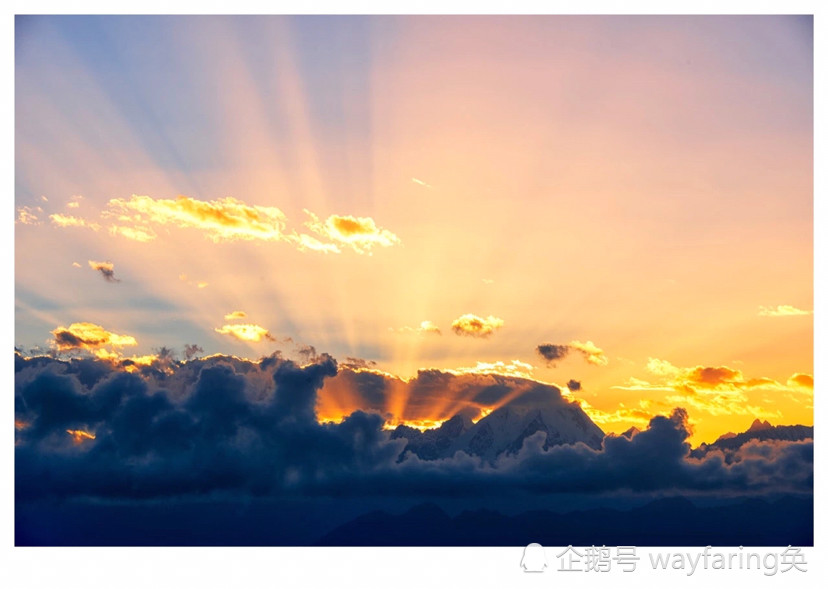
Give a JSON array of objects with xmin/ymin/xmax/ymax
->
[{"xmin": 15, "ymin": 15, "xmax": 813, "ymax": 445}]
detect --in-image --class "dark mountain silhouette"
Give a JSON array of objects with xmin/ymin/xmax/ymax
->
[
  {"xmin": 316, "ymin": 495, "xmax": 813, "ymax": 546},
  {"xmin": 748, "ymin": 418, "xmax": 774, "ymax": 433},
  {"xmin": 691, "ymin": 422, "xmax": 813, "ymax": 459},
  {"xmin": 391, "ymin": 414, "xmax": 474, "ymax": 460}
]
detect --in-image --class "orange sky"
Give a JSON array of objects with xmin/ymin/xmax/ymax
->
[{"xmin": 15, "ymin": 16, "xmax": 813, "ymax": 444}]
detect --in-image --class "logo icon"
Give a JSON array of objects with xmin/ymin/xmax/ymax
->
[{"xmin": 520, "ymin": 543, "xmax": 547, "ymax": 572}]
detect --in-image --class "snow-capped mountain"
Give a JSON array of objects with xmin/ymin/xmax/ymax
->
[{"xmin": 393, "ymin": 396, "xmax": 605, "ymax": 461}]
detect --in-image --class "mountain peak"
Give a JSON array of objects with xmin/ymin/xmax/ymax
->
[
  {"xmin": 715, "ymin": 431, "xmax": 737, "ymax": 442},
  {"xmin": 621, "ymin": 426, "xmax": 641, "ymax": 439},
  {"xmin": 392, "ymin": 393, "xmax": 605, "ymax": 461},
  {"xmin": 748, "ymin": 419, "xmax": 773, "ymax": 433}
]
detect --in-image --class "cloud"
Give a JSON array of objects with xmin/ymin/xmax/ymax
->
[
  {"xmin": 411, "ymin": 177, "xmax": 433, "ymax": 189},
  {"xmin": 317, "ymin": 361, "xmax": 603, "ymax": 428},
  {"xmin": 569, "ymin": 340, "xmax": 608, "ymax": 366},
  {"xmin": 758, "ymin": 305, "xmax": 812, "ymax": 317},
  {"xmin": 640, "ymin": 358, "xmax": 791, "ymax": 418},
  {"xmin": 646, "ymin": 357, "xmax": 682, "ymax": 376},
  {"xmin": 447, "ymin": 360, "xmax": 535, "ymax": 380},
  {"xmin": 289, "ymin": 344, "xmax": 315, "ymax": 363},
  {"xmin": 14, "ymin": 352, "xmax": 812, "ymax": 506},
  {"xmin": 576, "ymin": 397, "xmax": 658, "ymax": 427},
  {"xmin": 536, "ymin": 344, "xmax": 570, "ymax": 364},
  {"xmin": 537, "ymin": 340, "xmax": 608, "ymax": 366},
  {"xmin": 109, "ymin": 225, "xmax": 156, "ymax": 242},
  {"xmin": 394, "ymin": 320, "xmax": 441, "ymax": 335},
  {"xmin": 105, "ymin": 195, "xmax": 289, "ymax": 243},
  {"xmin": 787, "ymin": 373, "xmax": 813, "ymax": 390},
  {"xmin": 215, "ymin": 323, "xmax": 275, "ymax": 343},
  {"xmin": 66, "ymin": 195, "xmax": 83, "ymax": 209},
  {"xmin": 49, "ymin": 213, "xmax": 100, "ymax": 231},
  {"xmin": 51, "ymin": 322, "xmax": 138, "ymax": 352},
  {"xmin": 16, "ymin": 206, "xmax": 43, "ymax": 225},
  {"xmin": 183, "ymin": 344, "xmax": 204, "ymax": 361},
  {"xmin": 685, "ymin": 365, "xmax": 743, "ymax": 388},
  {"xmin": 72, "ymin": 262, "xmax": 82, "ymax": 268},
  {"xmin": 341, "ymin": 357, "xmax": 378, "ymax": 370},
  {"xmin": 289, "ymin": 232, "xmax": 341, "ymax": 254},
  {"xmin": 647, "ymin": 359, "xmax": 784, "ymax": 392},
  {"xmin": 50, "ymin": 193, "xmax": 400, "ymax": 256},
  {"xmin": 303, "ymin": 210, "xmax": 401, "ymax": 254},
  {"xmin": 224, "ymin": 311, "xmax": 247, "ymax": 320},
  {"xmin": 567, "ymin": 379, "xmax": 581, "ymax": 391},
  {"xmin": 66, "ymin": 429, "xmax": 95, "ymax": 444},
  {"xmin": 88, "ymin": 260, "xmax": 119, "ymax": 283},
  {"xmin": 451, "ymin": 314, "xmax": 504, "ymax": 338}
]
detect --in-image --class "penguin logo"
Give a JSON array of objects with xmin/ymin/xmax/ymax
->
[{"xmin": 520, "ymin": 543, "xmax": 547, "ymax": 572}]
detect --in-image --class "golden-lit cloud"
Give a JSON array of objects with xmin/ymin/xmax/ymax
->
[
  {"xmin": 215, "ymin": 323, "xmax": 275, "ymax": 342},
  {"xmin": 611, "ymin": 376, "xmax": 675, "ymax": 392},
  {"xmin": 646, "ymin": 357, "xmax": 682, "ymax": 376},
  {"xmin": 577, "ymin": 398, "xmax": 656, "ymax": 426},
  {"xmin": 66, "ymin": 429, "xmax": 96, "ymax": 444},
  {"xmin": 88, "ymin": 260, "xmax": 119, "ymax": 282},
  {"xmin": 50, "ymin": 193, "xmax": 400, "ymax": 256},
  {"xmin": 16, "ymin": 206, "xmax": 42, "ymax": 225},
  {"xmin": 537, "ymin": 340, "xmax": 608, "ymax": 366},
  {"xmin": 451, "ymin": 314, "xmax": 504, "ymax": 338},
  {"xmin": 664, "ymin": 389, "xmax": 782, "ymax": 420},
  {"xmin": 569, "ymin": 340, "xmax": 608, "ymax": 366},
  {"xmin": 105, "ymin": 195, "xmax": 289, "ymax": 243},
  {"xmin": 758, "ymin": 304, "xmax": 812, "ymax": 317},
  {"xmin": 394, "ymin": 320, "xmax": 441, "ymax": 335},
  {"xmin": 787, "ymin": 373, "xmax": 813, "ymax": 390},
  {"xmin": 66, "ymin": 195, "xmax": 83, "ymax": 209},
  {"xmin": 224, "ymin": 310, "xmax": 247, "ymax": 320},
  {"xmin": 684, "ymin": 365, "xmax": 743, "ymax": 388},
  {"xmin": 51, "ymin": 322, "xmax": 138, "ymax": 352},
  {"xmin": 447, "ymin": 360, "xmax": 535, "ymax": 379},
  {"xmin": 109, "ymin": 225, "xmax": 156, "ymax": 242},
  {"xmin": 87, "ymin": 348, "xmax": 175, "ymax": 371},
  {"xmin": 289, "ymin": 232, "xmax": 341, "ymax": 254},
  {"xmin": 304, "ymin": 210, "xmax": 401, "ymax": 254},
  {"xmin": 49, "ymin": 213, "xmax": 101, "ymax": 231},
  {"xmin": 72, "ymin": 262, "xmax": 82, "ymax": 268},
  {"xmin": 634, "ymin": 358, "xmax": 792, "ymax": 418},
  {"xmin": 411, "ymin": 177, "xmax": 433, "ymax": 189}
]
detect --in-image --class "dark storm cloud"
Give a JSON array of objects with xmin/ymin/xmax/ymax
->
[
  {"xmin": 52, "ymin": 329, "xmax": 85, "ymax": 349},
  {"xmin": 537, "ymin": 343, "xmax": 570, "ymax": 364},
  {"xmin": 567, "ymin": 379, "xmax": 582, "ymax": 391},
  {"xmin": 14, "ymin": 352, "xmax": 812, "ymax": 504}
]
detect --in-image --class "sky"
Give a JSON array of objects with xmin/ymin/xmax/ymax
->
[{"xmin": 14, "ymin": 15, "xmax": 813, "ymax": 445}]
